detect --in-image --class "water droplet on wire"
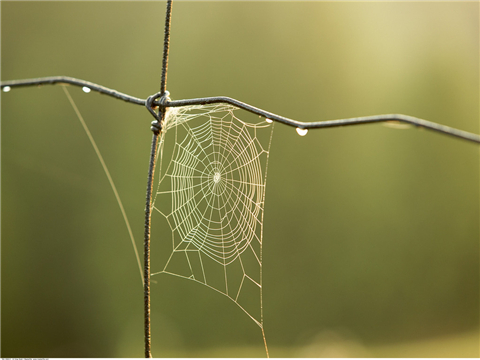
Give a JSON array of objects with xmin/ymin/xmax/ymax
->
[
  {"xmin": 296, "ymin": 128, "xmax": 308, "ymax": 136},
  {"xmin": 82, "ymin": 86, "xmax": 91, "ymax": 93},
  {"xmin": 265, "ymin": 118, "xmax": 273, "ymax": 124},
  {"xmin": 3, "ymin": 86, "xmax": 11, "ymax": 92}
]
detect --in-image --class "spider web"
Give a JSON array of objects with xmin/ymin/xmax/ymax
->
[{"xmin": 151, "ymin": 103, "xmax": 273, "ymax": 327}]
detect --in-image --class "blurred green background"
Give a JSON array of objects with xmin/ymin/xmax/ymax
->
[{"xmin": 2, "ymin": 1, "xmax": 479, "ymax": 357}]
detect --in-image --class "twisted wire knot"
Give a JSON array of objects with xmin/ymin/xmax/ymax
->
[{"xmin": 145, "ymin": 90, "xmax": 171, "ymax": 134}]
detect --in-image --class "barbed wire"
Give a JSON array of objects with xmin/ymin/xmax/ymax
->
[{"xmin": 2, "ymin": 76, "xmax": 479, "ymax": 144}]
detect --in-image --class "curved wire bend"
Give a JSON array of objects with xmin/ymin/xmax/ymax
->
[
  {"xmin": 163, "ymin": 96, "xmax": 480, "ymax": 144},
  {"xmin": 2, "ymin": 76, "xmax": 479, "ymax": 144}
]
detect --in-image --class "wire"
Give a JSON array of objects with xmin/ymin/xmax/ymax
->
[
  {"xmin": 2, "ymin": 77, "xmax": 479, "ymax": 144},
  {"xmin": 165, "ymin": 97, "xmax": 480, "ymax": 144},
  {"xmin": 143, "ymin": 0, "xmax": 173, "ymax": 358},
  {"xmin": 1, "ymin": 76, "xmax": 145, "ymax": 105},
  {"xmin": 159, "ymin": 0, "xmax": 173, "ymax": 96}
]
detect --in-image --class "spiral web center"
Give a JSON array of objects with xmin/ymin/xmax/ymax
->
[{"xmin": 151, "ymin": 103, "xmax": 273, "ymax": 327}]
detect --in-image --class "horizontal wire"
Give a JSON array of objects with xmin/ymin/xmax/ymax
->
[
  {"xmin": 2, "ymin": 76, "xmax": 479, "ymax": 144},
  {"xmin": 165, "ymin": 97, "xmax": 480, "ymax": 144},
  {"xmin": 1, "ymin": 76, "xmax": 145, "ymax": 105}
]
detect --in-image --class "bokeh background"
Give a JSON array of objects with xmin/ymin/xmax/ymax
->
[{"xmin": 2, "ymin": 1, "xmax": 479, "ymax": 357}]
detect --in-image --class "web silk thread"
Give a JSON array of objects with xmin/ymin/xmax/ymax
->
[{"xmin": 152, "ymin": 104, "xmax": 274, "ymax": 328}]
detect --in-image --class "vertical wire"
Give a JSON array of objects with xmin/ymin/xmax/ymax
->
[
  {"xmin": 144, "ymin": 132, "xmax": 159, "ymax": 358},
  {"xmin": 160, "ymin": 0, "xmax": 173, "ymax": 94},
  {"xmin": 144, "ymin": 0, "xmax": 173, "ymax": 357}
]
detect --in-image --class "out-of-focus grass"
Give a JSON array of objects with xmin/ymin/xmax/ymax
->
[{"xmin": 117, "ymin": 329, "xmax": 478, "ymax": 357}]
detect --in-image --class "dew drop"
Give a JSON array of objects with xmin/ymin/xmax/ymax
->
[
  {"xmin": 82, "ymin": 86, "xmax": 91, "ymax": 93},
  {"xmin": 265, "ymin": 118, "xmax": 273, "ymax": 123},
  {"xmin": 296, "ymin": 128, "xmax": 308, "ymax": 136},
  {"xmin": 3, "ymin": 86, "xmax": 11, "ymax": 92}
]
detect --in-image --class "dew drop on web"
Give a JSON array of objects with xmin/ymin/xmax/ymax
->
[
  {"xmin": 82, "ymin": 86, "xmax": 91, "ymax": 93},
  {"xmin": 2, "ymin": 86, "xmax": 11, "ymax": 92}
]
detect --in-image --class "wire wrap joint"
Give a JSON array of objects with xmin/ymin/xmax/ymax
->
[{"xmin": 146, "ymin": 90, "xmax": 170, "ymax": 134}]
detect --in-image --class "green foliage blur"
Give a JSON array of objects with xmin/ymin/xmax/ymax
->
[{"xmin": 2, "ymin": 1, "xmax": 478, "ymax": 357}]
